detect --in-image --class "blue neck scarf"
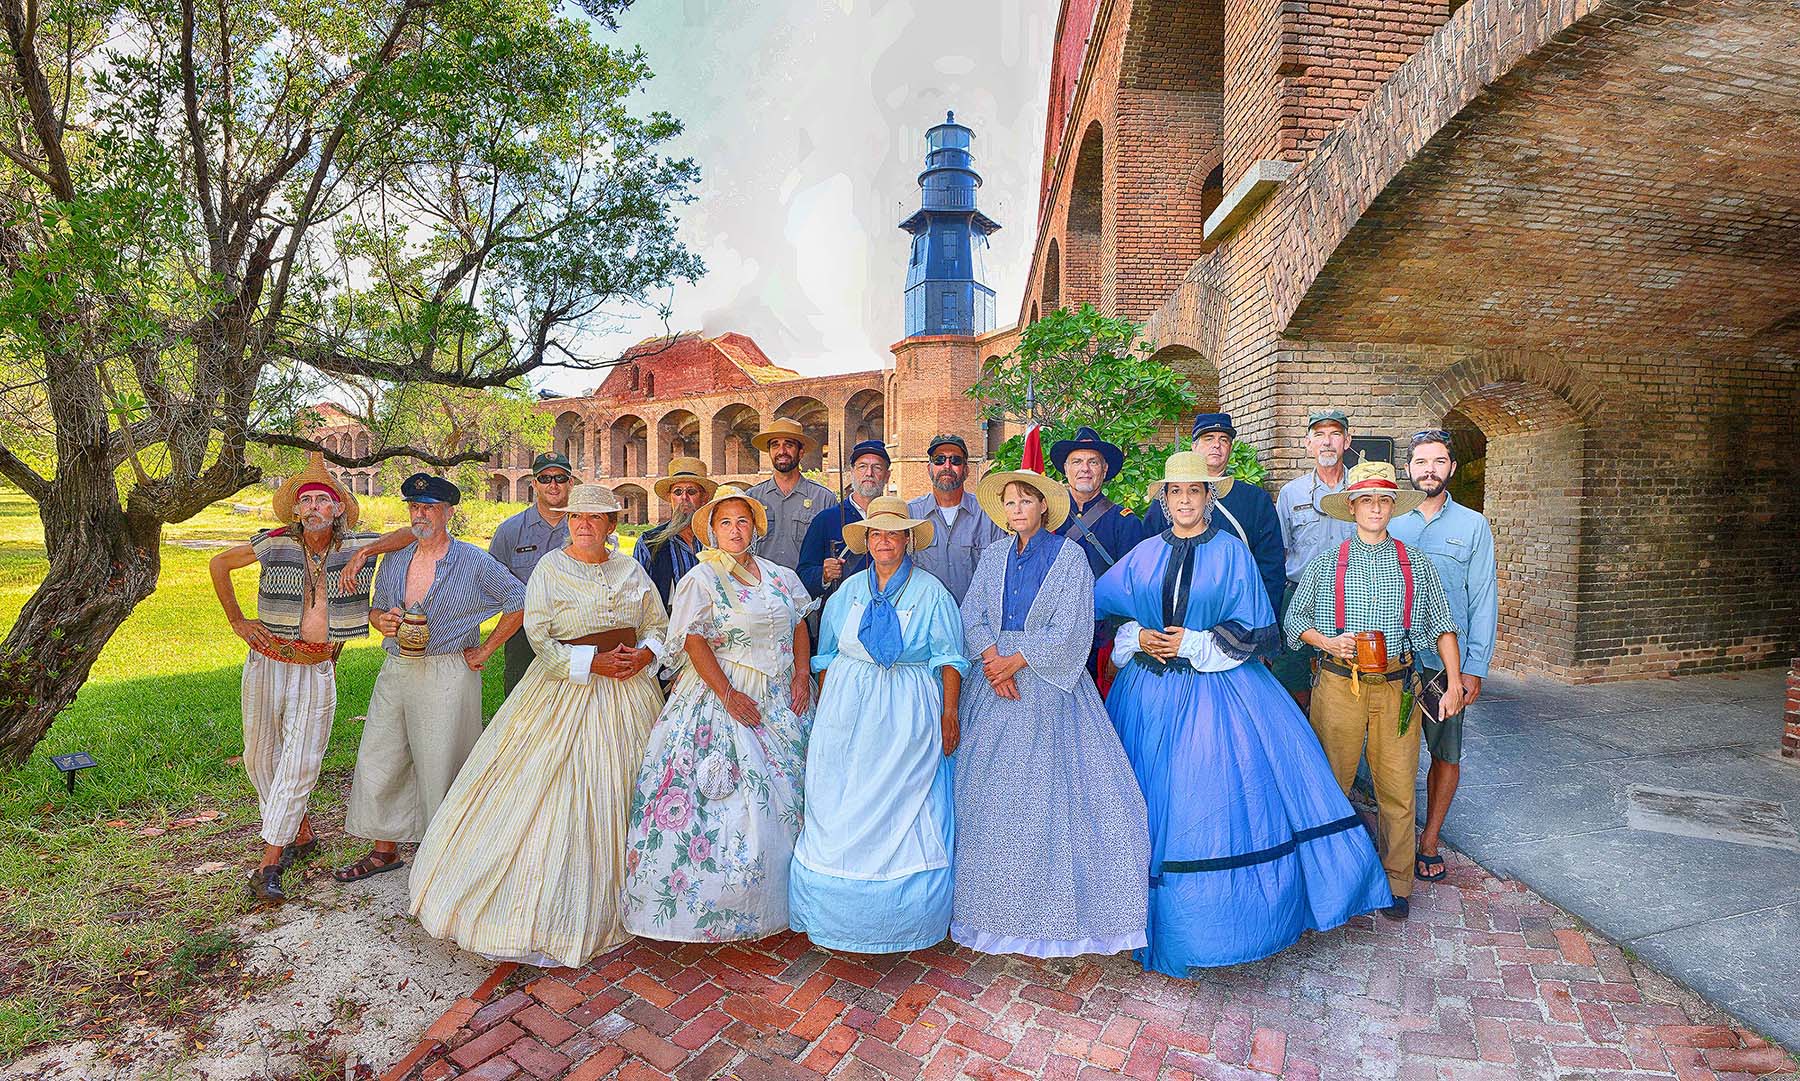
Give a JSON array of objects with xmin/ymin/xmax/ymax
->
[{"xmin": 859, "ymin": 557, "xmax": 912, "ymax": 668}]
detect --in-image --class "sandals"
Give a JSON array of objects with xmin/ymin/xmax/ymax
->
[
  {"xmin": 332, "ymin": 851, "xmax": 405, "ymax": 882},
  {"xmin": 1416, "ymin": 852, "xmax": 1447, "ymax": 881}
]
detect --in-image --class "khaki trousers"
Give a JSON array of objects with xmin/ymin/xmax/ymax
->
[
  {"xmin": 241, "ymin": 651, "xmax": 337, "ymax": 846},
  {"xmin": 345, "ymin": 653, "xmax": 484, "ymax": 843},
  {"xmin": 1309, "ymin": 668, "xmax": 1422, "ymax": 898}
]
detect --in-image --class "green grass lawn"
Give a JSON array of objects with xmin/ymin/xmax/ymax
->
[{"xmin": 0, "ymin": 486, "xmax": 640, "ymax": 1058}]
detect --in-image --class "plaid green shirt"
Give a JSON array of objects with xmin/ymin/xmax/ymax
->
[{"xmin": 1283, "ymin": 535, "xmax": 1458, "ymax": 660}]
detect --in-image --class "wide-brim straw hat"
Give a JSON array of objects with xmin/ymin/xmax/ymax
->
[
  {"xmin": 272, "ymin": 452, "xmax": 360, "ymax": 529},
  {"xmin": 1145, "ymin": 450, "xmax": 1234, "ymax": 502},
  {"xmin": 566, "ymin": 483, "xmax": 623, "ymax": 515},
  {"xmin": 1320, "ymin": 461, "xmax": 1425, "ymax": 522},
  {"xmin": 653, "ymin": 456, "xmax": 719, "ymax": 502},
  {"xmin": 975, "ymin": 467, "xmax": 1071, "ymax": 533},
  {"xmin": 694, "ymin": 485, "xmax": 769, "ymax": 547},
  {"xmin": 841, "ymin": 495, "xmax": 934, "ymax": 555},
  {"xmin": 750, "ymin": 417, "xmax": 818, "ymax": 454}
]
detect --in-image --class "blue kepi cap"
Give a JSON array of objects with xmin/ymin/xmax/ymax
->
[{"xmin": 401, "ymin": 473, "xmax": 461, "ymax": 505}]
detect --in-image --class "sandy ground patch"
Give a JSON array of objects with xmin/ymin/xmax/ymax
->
[{"xmin": 2, "ymin": 866, "xmax": 488, "ymax": 1081}]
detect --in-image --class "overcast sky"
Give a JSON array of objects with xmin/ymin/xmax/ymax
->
[{"xmin": 539, "ymin": 0, "xmax": 1057, "ymax": 394}]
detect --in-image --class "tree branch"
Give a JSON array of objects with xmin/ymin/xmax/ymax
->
[
  {"xmin": 249, "ymin": 430, "xmax": 491, "ymax": 469},
  {"xmin": 0, "ymin": 443, "xmax": 51, "ymax": 501}
]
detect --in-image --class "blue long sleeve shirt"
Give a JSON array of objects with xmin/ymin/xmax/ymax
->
[{"xmin": 1389, "ymin": 494, "xmax": 1499, "ymax": 678}]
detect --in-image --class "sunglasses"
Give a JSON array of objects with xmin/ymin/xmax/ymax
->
[
  {"xmin": 1410, "ymin": 429, "xmax": 1453, "ymax": 445},
  {"xmin": 930, "ymin": 454, "xmax": 966, "ymax": 466},
  {"xmin": 536, "ymin": 473, "xmax": 572, "ymax": 484}
]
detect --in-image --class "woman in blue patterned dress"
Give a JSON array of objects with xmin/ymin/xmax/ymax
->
[
  {"xmin": 1096, "ymin": 452, "xmax": 1391, "ymax": 975},
  {"xmin": 951, "ymin": 466, "xmax": 1149, "ymax": 957}
]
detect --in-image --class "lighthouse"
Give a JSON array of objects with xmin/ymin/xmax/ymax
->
[{"xmin": 899, "ymin": 111, "xmax": 1001, "ymax": 337}]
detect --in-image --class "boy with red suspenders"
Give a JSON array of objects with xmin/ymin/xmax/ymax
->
[{"xmin": 1282, "ymin": 461, "xmax": 1465, "ymax": 919}]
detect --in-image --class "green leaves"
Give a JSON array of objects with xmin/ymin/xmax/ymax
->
[{"xmin": 969, "ymin": 306, "xmax": 1201, "ymax": 511}]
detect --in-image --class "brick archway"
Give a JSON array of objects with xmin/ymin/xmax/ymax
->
[
  {"xmin": 656, "ymin": 409, "xmax": 701, "ymax": 475},
  {"xmin": 1146, "ymin": 342, "xmax": 1220, "ymax": 448},
  {"xmin": 1420, "ymin": 361, "xmax": 1598, "ymax": 678},
  {"xmin": 1042, "ymin": 239, "xmax": 1061, "ymax": 311},
  {"xmin": 710, "ymin": 403, "xmax": 760, "ymax": 477},
  {"xmin": 552, "ymin": 410, "xmax": 587, "ymax": 474},
  {"xmin": 844, "ymin": 389, "xmax": 884, "ymax": 449},
  {"xmin": 609, "ymin": 414, "xmax": 648, "ymax": 478},
  {"xmin": 614, "ymin": 483, "xmax": 650, "ymax": 527},
  {"xmin": 1065, "ymin": 122, "xmax": 1104, "ymax": 309}
]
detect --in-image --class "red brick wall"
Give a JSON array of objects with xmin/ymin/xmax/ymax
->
[
  {"xmin": 1276, "ymin": 2, "xmax": 1450, "ymax": 160},
  {"xmin": 1784, "ymin": 658, "xmax": 1799, "ymax": 760}
]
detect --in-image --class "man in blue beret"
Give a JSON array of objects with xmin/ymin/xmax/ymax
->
[
  {"xmin": 1143, "ymin": 412, "xmax": 1286, "ymax": 618},
  {"xmin": 1049, "ymin": 426, "xmax": 1146, "ymax": 688},
  {"xmin": 798, "ymin": 439, "xmax": 889, "ymax": 599},
  {"xmin": 334, "ymin": 473, "xmax": 526, "ymax": 884}
]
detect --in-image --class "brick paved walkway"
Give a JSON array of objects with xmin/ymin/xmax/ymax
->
[{"xmin": 383, "ymin": 851, "xmax": 1797, "ymax": 1081}]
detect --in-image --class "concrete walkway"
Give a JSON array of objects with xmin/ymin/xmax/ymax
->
[{"xmin": 1437, "ymin": 666, "xmax": 1800, "ymax": 1052}]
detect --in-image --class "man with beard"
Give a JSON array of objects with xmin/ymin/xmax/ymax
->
[
  {"xmin": 1048, "ymin": 427, "xmax": 1144, "ymax": 687},
  {"xmin": 210, "ymin": 454, "xmax": 407, "ymax": 902},
  {"xmin": 488, "ymin": 452, "xmax": 576, "ymax": 692},
  {"xmin": 1273, "ymin": 410, "xmax": 1357, "ymax": 706},
  {"xmin": 906, "ymin": 434, "xmax": 1004, "ymax": 604},
  {"xmin": 798, "ymin": 439, "xmax": 890, "ymax": 599},
  {"xmin": 1142, "ymin": 414, "xmax": 1285, "ymax": 618},
  {"xmin": 746, "ymin": 418, "xmax": 838, "ymax": 571},
  {"xmin": 335, "ymin": 474, "xmax": 526, "ymax": 884},
  {"xmin": 635, "ymin": 457, "xmax": 717, "ymax": 608},
  {"xmin": 1389, "ymin": 429, "xmax": 1496, "ymax": 887}
]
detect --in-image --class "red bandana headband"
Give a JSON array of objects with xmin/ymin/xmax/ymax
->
[{"xmin": 295, "ymin": 481, "xmax": 341, "ymax": 501}]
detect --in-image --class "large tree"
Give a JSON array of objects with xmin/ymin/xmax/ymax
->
[{"xmin": 0, "ymin": 0, "xmax": 702, "ymax": 762}]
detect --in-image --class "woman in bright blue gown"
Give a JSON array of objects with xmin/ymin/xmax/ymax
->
[
  {"xmin": 788, "ymin": 496, "xmax": 967, "ymax": 953},
  {"xmin": 1096, "ymin": 452, "xmax": 1391, "ymax": 975}
]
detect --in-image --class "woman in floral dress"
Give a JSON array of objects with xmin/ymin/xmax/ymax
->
[{"xmin": 621, "ymin": 486, "xmax": 816, "ymax": 941}]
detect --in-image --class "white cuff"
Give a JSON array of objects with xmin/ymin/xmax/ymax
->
[
  {"xmin": 639, "ymin": 635, "xmax": 667, "ymax": 658},
  {"xmin": 1176, "ymin": 629, "xmax": 1245, "ymax": 673},
  {"xmin": 1112, "ymin": 621, "xmax": 1144, "ymax": 665},
  {"xmin": 567, "ymin": 644, "xmax": 597, "ymax": 684}
]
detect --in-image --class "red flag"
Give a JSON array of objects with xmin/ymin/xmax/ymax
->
[{"xmin": 1021, "ymin": 423, "xmax": 1044, "ymax": 473}]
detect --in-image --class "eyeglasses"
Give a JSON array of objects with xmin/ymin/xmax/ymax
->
[
  {"xmin": 535, "ymin": 473, "xmax": 572, "ymax": 484},
  {"xmin": 930, "ymin": 454, "xmax": 966, "ymax": 466}
]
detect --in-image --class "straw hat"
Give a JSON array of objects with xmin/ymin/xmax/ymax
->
[
  {"xmin": 566, "ymin": 483, "xmax": 624, "ymax": 515},
  {"xmin": 750, "ymin": 417, "xmax": 818, "ymax": 454},
  {"xmin": 653, "ymin": 456, "xmax": 719, "ymax": 502},
  {"xmin": 1319, "ymin": 461, "xmax": 1424, "ymax": 522},
  {"xmin": 693, "ymin": 485, "xmax": 769, "ymax": 547},
  {"xmin": 976, "ymin": 467, "xmax": 1070, "ymax": 533},
  {"xmin": 272, "ymin": 452, "xmax": 360, "ymax": 529},
  {"xmin": 1145, "ymin": 450, "xmax": 1234, "ymax": 502},
  {"xmin": 841, "ymin": 495, "xmax": 934, "ymax": 554}
]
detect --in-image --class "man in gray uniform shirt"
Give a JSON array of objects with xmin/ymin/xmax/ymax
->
[
  {"xmin": 745, "ymin": 417, "xmax": 838, "ymax": 571},
  {"xmin": 906, "ymin": 433, "xmax": 1005, "ymax": 604},
  {"xmin": 487, "ymin": 451, "xmax": 574, "ymax": 691}
]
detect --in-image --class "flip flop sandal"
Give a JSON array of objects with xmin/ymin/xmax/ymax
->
[
  {"xmin": 332, "ymin": 852, "xmax": 405, "ymax": 882},
  {"xmin": 1416, "ymin": 852, "xmax": 1447, "ymax": 881}
]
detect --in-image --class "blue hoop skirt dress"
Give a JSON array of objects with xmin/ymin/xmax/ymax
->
[{"xmin": 1095, "ymin": 525, "xmax": 1391, "ymax": 975}]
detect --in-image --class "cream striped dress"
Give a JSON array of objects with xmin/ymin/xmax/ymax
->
[{"xmin": 409, "ymin": 548, "xmax": 668, "ymax": 967}]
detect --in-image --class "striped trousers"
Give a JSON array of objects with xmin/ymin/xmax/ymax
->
[{"xmin": 241, "ymin": 650, "xmax": 337, "ymax": 847}]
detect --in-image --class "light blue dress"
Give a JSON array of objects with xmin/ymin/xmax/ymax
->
[{"xmin": 788, "ymin": 564, "xmax": 968, "ymax": 953}]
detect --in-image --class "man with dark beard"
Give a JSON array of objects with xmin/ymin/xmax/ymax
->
[
  {"xmin": 746, "ymin": 418, "xmax": 838, "ymax": 571},
  {"xmin": 1389, "ymin": 429, "xmax": 1497, "ymax": 887},
  {"xmin": 798, "ymin": 439, "xmax": 890, "ymax": 599},
  {"xmin": 906, "ymin": 434, "xmax": 1004, "ymax": 604},
  {"xmin": 635, "ymin": 457, "xmax": 716, "ymax": 608},
  {"xmin": 210, "ymin": 454, "xmax": 402, "ymax": 902}
]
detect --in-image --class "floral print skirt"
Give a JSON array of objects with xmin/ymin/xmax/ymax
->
[{"xmin": 621, "ymin": 659, "xmax": 811, "ymax": 942}]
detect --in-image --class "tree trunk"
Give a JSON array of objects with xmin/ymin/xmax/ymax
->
[{"xmin": 0, "ymin": 490, "xmax": 162, "ymax": 766}]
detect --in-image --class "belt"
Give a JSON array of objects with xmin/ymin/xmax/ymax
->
[
  {"xmin": 252, "ymin": 636, "xmax": 342, "ymax": 666},
  {"xmin": 1319, "ymin": 653, "xmax": 1415, "ymax": 686},
  {"xmin": 1130, "ymin": 653, "xmax": 1194, "ymax": 676}
]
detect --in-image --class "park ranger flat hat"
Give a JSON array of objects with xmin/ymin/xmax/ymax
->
[{"xmin": 750, "ymin": 418, "xmax": 818, "ymax": 454}]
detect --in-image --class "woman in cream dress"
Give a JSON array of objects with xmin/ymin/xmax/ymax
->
[
  {"xmin": 410, "ymin": 484, "xmax": 667, "ymax": 967},
  {"xmin": 621, "ymin": 486, "xmax": 815, "ymax": 941}
]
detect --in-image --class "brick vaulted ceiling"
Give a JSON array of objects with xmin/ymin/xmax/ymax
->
[{"xmin": 1282, "ymin": 0, "xmax": 1800, "ymax": 356}]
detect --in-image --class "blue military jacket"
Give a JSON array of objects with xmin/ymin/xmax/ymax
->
[{"xmin": 797, "ymin": 496, "xmax": 872, "ymax": 600}]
